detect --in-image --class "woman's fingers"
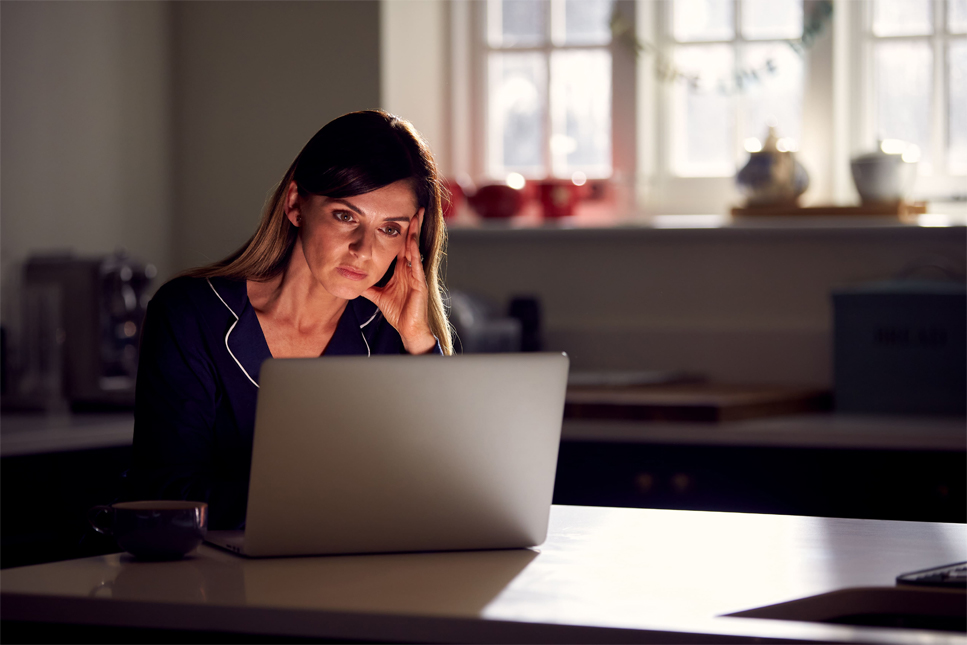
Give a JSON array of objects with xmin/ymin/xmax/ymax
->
[
  {"xmin": 367, "ymin": 209, "xmax": 426, "ymax": 304},
  {"xmin": 407, "ymin": 213, "xmax": 427, "ymax": 287},
  {"xmin": 363, "ymin": 210, "xmax": 432, "ymax": 348},
  {"xmin": 399, "ymin": 213, "xmax": 417, "ymax": 278},
  {"xmin": 409, "ymin": 216, "xmax": 418, "ymax": 262}
]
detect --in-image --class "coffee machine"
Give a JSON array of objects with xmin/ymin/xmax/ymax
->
[{"xmin": 18, "ymin": 251, "xmax": 155, "ymax": 409}]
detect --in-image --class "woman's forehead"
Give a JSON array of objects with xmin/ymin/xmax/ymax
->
[{"xmin": 318, "ymin": 180, "xmax": 419, "ymax": 217}]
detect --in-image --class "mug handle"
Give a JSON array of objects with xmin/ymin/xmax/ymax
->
[
  {"xmin": 88, "ymin": 505, "xmax": 114, "ymax": 536},
  {"xmin": 88, "ymin": 579, "xmax": 114, "ymax": 598}
]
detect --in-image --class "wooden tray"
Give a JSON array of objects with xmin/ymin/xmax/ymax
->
[
  {"xmin": 565, "ymin": 383, "xmax": 832, "ymax": 423},
  {"xmin": 731, "ymin": 201, "xmax": 927, "ymax": 219}
]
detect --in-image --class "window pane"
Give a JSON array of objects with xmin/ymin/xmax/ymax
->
[
  {"xmin": 563, "ymin": 0, "xmax": 614, "ymax": 45},
  {"xmin": 872, "ymin": 0, "xmax": 932, "ymax": 37},
  {"xmin": 491, "ymin": 0, "xmax": 547, "ymax": 47},
  {"xmin": 741, "ymin": 0, "xmax": 803, "ymax": 40},
  {"xmin": 550, "ymin": 49, "xmax": 612, "ymax": 176},
  {"xmin": 874, "ymin": 40, "xmax": 932, "ymax": 168},
  {"xmin": 488, "ymin": 52, "xmax": 547, "ymax": 176},
  {"xmin": 949, "ymin": 40, "xmax": 967, "ymax": 172},
  {"xmin": 740, "ymin": 43, "xmax": 803, "ymax": 145},
  {"xmin": 951, "ymin": 0, "xmax": 967, "ymax": 34},
  {"xmin": 671, "ymin": 44, "xmax": 735, "ymax": 176},
  {"xmin": 673, "ymin": 0, "xmax": 734, "ymax": 42}
]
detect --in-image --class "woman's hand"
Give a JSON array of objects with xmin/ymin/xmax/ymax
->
[{"xmin": 362, "ymin": 208, "xmax": 437, "ymax": 354}]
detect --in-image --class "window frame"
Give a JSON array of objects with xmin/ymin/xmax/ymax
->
[
  {"xmin": 451, "ymin": 0, "xmax": 963, "ymax": 218},
  {"xmin": 640, "ymin": 0, "xmax": 835, "ymax": 214},
  {"xmin": 666, "ymin": 1, "xmax": 807, "ymax": 179},
  {"xmin": 850, "ymin": 0, "xmax": 967, "ymax": 201},
  {"xmin": 453, "ymin": 0, "xmax": 638, "ymax": 211},
  {"xmin": 483, "ymin": 2, "xmax": 614, "ymax": 180}
]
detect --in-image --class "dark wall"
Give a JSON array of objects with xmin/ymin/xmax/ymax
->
[{"xmin": 171, "ymin": 1, "xmax": 382, "ymax": 272}]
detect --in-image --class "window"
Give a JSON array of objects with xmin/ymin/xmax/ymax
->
[
  {"xmin": 857, "ymin": 0, "xmax": 967, "ymax": 188},
  {"xmin": 662, "ymin": 0, "xmax": 805, "ymax": 177},
  {"xmin": 450, "ymin": 0, "xmax": 965, "ymax": 216},
  {"xmin": 635, "ymin": 0, "xmax": 818, "ymax": 212},
  {"xmin": 484, "ymin": 0, "xmax": 616, "ymax": 180}
]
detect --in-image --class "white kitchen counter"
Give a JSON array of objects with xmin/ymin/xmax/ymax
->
[{"xmin": 2, "ymin": 505, "xmax": 964, "ymax": 643}]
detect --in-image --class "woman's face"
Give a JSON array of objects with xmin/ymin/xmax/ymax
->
[{"xmin": 286, "ymin": 179, "xmax": 419, "ymax": 300}]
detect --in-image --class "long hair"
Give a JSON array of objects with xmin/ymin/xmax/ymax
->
[{"xmin": 186, "ymin": 110, "xmax": 453, "ymax": 355}]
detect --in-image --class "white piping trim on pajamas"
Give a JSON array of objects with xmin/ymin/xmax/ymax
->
[
  {"xmin": 360, "ymin": 310, "xmax": 379, "ymax": 328},
  {"xmin": 358, "ymin": 309, "xmax": 379, "ymax": 358},
  {"xmin": 207, "ymin": 278, "xmax": 260, "ymax": 389}
]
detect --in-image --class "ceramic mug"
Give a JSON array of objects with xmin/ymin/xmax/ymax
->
[
  {"xmin": 88, "ymin": 500, "xmax": 207, "ymax": 560},
  {"xmin": 539, "ymin": 180, "xmax": 582, "ymax": 218},
  {"xmin": 850, "ymin": 153, "xmax": 918, "ymax": 203}
]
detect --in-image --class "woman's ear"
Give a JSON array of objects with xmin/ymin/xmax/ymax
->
[{"xmin": 283, "ymin": 181, "xmax": 302, "ymax": 227}]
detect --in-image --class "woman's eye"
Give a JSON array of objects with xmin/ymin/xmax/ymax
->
[
  {"xmin": 334, "ymin": 211, "xmax": 354, "ymax": 223},
  {"xmin": 381, "ymin": 226, "xmax": 401, "ymax": 237}
]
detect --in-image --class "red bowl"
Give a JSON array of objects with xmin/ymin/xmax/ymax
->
[
  {"xmin": 441, "ymin": 179, "xmax": 465, "ymax": 220},
  {"xmin": 467, "ymin": 184, "xmax": 525, "ymax": 219}
]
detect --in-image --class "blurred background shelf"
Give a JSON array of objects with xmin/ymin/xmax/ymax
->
[{"xmin": 565, "ymin": 383, "xmax": 832, "ymax": 422}]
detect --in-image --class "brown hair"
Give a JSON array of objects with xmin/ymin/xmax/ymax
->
[{"xmin": 186, "ymin": 110, "xmax": 452, "ymax": 354}]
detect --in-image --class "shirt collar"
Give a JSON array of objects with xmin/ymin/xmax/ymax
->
[
  {"xmin": 208, "ymin": 278, "xmax": 377, "ymax": 387},
  {"xmin": 208, "ymin": 277, "xmax": 272, "ymax": 386}
]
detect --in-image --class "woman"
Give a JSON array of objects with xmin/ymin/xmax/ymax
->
[{"xmin": 129, "ymin": 110, "xmax": 453, "ymax": 529}]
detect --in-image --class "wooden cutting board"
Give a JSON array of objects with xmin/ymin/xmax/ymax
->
[
  {"xmin": 565, "ymin": 383, "xmax": 833, "ymax": 423},
  {"xmin": 731, "ymin": 201, "xmax": 927, "ymax": 219}
]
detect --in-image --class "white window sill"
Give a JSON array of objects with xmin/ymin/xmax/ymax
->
[{"xmin": 447, "ymin": 204, "xmax": 967, "ymax": 235}]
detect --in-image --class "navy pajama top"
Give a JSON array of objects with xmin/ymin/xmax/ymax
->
[{"xmin": 129, "ymin": 276, "xmax": 441, "ymax": 530}]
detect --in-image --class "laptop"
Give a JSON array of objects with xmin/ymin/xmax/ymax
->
[{"xmin": 205, "ymin": 352, "xmax": 569, "ymax": 557}]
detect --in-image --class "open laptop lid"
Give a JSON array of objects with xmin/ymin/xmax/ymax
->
[{"xmin": 239, "ymin": 353, "xmax": 569, "ymax": 557}]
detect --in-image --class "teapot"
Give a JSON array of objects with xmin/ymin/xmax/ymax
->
[{"xmin": 736, "ymin": 126, "xmax": 810, "ymax": 206}]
